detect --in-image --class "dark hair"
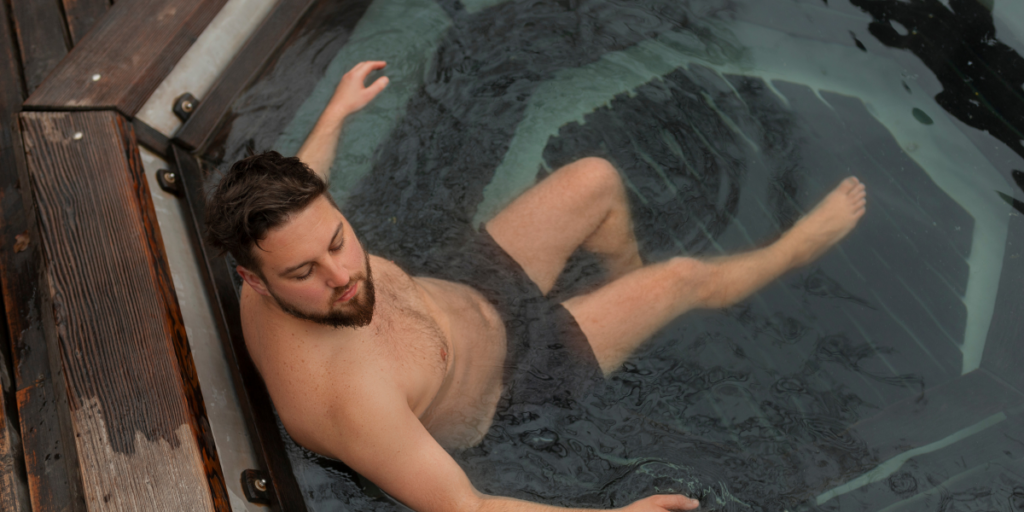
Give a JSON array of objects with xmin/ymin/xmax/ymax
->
[{"xmin": 205, "ymin": 151, "xmax": 331, "ymax": 276}]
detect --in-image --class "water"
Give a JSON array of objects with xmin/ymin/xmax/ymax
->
[{"xmin": 202, "ymin": 0, "xmax": 1024, "ymax": 510}]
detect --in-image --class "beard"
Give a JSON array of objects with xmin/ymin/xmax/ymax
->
[{"xmin": 268, "ymin": 252, "xmax": 376, "ymax": 328}]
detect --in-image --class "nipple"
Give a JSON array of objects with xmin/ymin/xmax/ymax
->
[{"xmin": 440, "ymin": 347, "xmax": 448, "ymax": 362}]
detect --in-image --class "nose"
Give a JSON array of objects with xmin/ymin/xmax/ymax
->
[{"xmin": 323, "ymin": 257, "xmax": 351, "ymax": 289}]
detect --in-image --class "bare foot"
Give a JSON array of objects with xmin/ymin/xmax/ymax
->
[{"xmin": 782, "ymin": 177, "xmax": 866, "ymax": 268}]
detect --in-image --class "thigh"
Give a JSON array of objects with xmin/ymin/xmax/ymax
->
[{"xmin": 485, "ymin": 157, "xmax": 619, "ymax": 294}]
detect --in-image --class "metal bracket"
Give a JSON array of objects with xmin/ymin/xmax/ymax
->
[
  {"xmin": 156, "ymin": 168, "xmax": 182, "ymax": 196},
  {"xmin": 173, "ymin": 93, "xmax": 200, "ymax": 122},
  {"xmin": 241, "ymin": 469, "xmax": 271, "ymax": 505}
]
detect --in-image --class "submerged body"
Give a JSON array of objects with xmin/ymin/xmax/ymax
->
[
  {"xmin": 243, "ymin": 244, "xmax": 510, "ymax": 450},
  {"xmin": 215, "ymin": 61, "xmax": 868, "ymax": 512}
]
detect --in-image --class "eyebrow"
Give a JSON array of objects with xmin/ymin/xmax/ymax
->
[{"xmin": 279, "ymin": 221, "xmax": 344, "ymax": 277}]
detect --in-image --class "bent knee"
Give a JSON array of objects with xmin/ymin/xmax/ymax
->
[{"xmin": 569, "ymin": 157, "xmax": 625, "ymax": 199}]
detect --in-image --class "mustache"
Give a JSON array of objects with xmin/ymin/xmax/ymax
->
[{"xmin": 330, "ymin": 276, "xmax": 364, "ymax": 303}]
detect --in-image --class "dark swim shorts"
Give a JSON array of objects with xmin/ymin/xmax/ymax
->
[{"xmin": 417, "ymin": 227, "xmax": 603, "ymax": 412}]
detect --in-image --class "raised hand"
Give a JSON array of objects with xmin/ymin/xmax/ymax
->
[
  {"xmin": 326, "ymin": 60, "xmax": 390, "ymax": 118},
  {"xmin": 298, "ymin": 61, "xmax": 389, "ymax": 180}
]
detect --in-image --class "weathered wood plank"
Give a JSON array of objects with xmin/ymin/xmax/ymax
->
[
  {"xmin": 0, "ymin": 298, "xmax": 30, "ymax": 512},
  {"xmin": 9, "ymin": 0, "xmax": 70, "ymax": 94},
  {"xmin": 16, "ymin": 382, "xmax": 85, "ymax": 512},
  {"xmin": 135, "ymin": 130, "xmax": 232, "ymax": 512},
  {"xmin": 61, "ymin": 0, "xmax": 111, "ymax": 46},
  {"xmin": 24, "ymin": 0, "xmax": 230, "ymax": 115},
  {"xmin": 20, "ymin": 111, "xmax": 228, "ymax": 511},
  {"xmin": 0, "ymin": 2, "xmax": 86, "ymax": 509},
  {"xmin": 1, "ymin": 124, "xmax": 86, "ymax": 512},
  {"xmin": 175, "ymin": 0, "xmax": 317, "ymax": 151},
  {"xmin": 0, "ymin": 4, "xmax": 31, "ymax": 509},
  {"xmin": 173, "ymin": 145, "xmax": 308, "ymax": 511}
]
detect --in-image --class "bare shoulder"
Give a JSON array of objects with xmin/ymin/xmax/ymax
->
[
  {"xmin": 238, "ymin": 284, "xmax": 391, "ymax": 444},
  {"xmin": 289, "ymin": 353, "xmax": 402, "ymax": 455}
]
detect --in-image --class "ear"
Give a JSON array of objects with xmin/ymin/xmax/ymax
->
[{"xmin": 237, "ymin": 265, "xmax": 271, "ymax": 297}]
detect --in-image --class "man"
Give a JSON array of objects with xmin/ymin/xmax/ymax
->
[{"xmin": 206, "ymin": 61, "xmax": 867, "ymax": 511}]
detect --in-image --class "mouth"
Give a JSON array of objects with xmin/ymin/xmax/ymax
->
[{"xmin": 336, "ymin": 282, "xmax": 359, "ymax": 303}]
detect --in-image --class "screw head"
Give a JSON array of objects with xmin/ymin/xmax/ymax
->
[
  {"xmin": 72, "ymin": 132, "xmax": 83, "ymax": 140},
  {"xmin": 254, "ymin": 478, "xmax": 267, "ymax": 492},
  {"xmin": 164, "ymin": 172, "xmax": 176, "ymax": 184},
  {"xmin": 91, "ymin": 74, "xmax": 101, "ymax": 82},
  {"xmin": 181, "ymin": 100, "xmax": 194, "ymax": 113}
]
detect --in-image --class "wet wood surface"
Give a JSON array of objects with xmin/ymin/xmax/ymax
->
[
  {"xmin": 25, "ymin": 0, "xmax": 229, "ymax": 115},
  {"xmin": 20, "ymin": 110, "xmax": 229, "ymax": 511},
  {"xmin": 173, "ymin": 145, "xmax": 309, "ymax": 511},
  {"xmin": 61, "ymin": 0, "xmax": 111, "ymax": 45},
  {"xmin": 0, "ymin": 2, "xmax": 87, "ymax": 510},
  {"xmin": 9, "ymin": 0, "xmax": 70, "ymax": 94},
  {"xmin": 175, "ymin": 0, "xmax": 317, "ymax": 151},
  {"xmin": 0, "ymin": 299, "xmax": 29, "ymax": 512},
  {"xmin": 0, "ymin": 6, "xmax": 30, "ymax": 512}
]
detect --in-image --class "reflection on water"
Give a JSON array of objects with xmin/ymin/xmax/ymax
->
[{"xmin": 202, "ymin": 0, "xmax": 1024, "ymax": 510}]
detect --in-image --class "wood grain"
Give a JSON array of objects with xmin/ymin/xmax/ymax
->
[
  {"xmin": 24, "ymin": 0, "xmax": 229, "ymax": 115},
  {"xmin": 133, "ymin": 123, "xmax": 231, "ymax": 512},
  {"xmin": 61, "ymin": 0, "xmax": 110, "ymax": 45},
  {"xmin": 9, "ymin": 0, "xmax": 70, "ymax": 94},
  {"xmin": 173, "ymin": 145, "xmax": 308, "ymax": 511},
  {"xmin": 0, "ymin": 296, "xmax": 29, "ymax": 512},
  {"xmin": 175, "ymin": 0, "xmax": 318, "ymax": 151},
  {"xmin": 20, "ymin": 111, "xmax": 228, "ymax": 511},
  {"xmin": 0, "ymin": 4, "xmax": 30, "ymax": 509},
  {"xmin": 16, "ymin": 384, "xmax": 84, "ymax": 512},
  {"xmin": 0, "ymin": 2, "xmax": 87, "ymax": 509}
]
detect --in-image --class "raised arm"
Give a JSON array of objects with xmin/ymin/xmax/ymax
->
[
  {"xmin": 325, "ymin": 379, "xmax": 700, "ymax": 512},
  {"xmin": 297, "ymin": 60, "xmax": 389, "ymax": 181}
]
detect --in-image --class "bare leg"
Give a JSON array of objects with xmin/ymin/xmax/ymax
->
[
  {"xmin": 486, "ymin": 157, "xmax": 642, "ymax": 294},
  {"xmin": 565, "ymin": 177, "xmax": 867, "ymax": 374}
]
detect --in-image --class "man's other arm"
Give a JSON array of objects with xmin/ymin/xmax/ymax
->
[
  {"xmin": 297, "ymin": 60, "xmax": 389, "ymax": 181},
  {"xmin": 323, "ymin": 377, "xmax": 700, "ymax": 512}
]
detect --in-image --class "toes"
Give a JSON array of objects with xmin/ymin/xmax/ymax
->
[{"xmin": 839, "ymin": 176, "xmax": 859, "ymax": 191}]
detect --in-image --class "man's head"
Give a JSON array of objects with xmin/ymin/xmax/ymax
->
[{"xmin": 205, "ymin": 151, "xmax": 375, "ymax": 328}]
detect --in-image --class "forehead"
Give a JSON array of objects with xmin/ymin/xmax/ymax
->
[{"xmin": 256, "ymin": 196, "xmax": 346, "ymax": 264}]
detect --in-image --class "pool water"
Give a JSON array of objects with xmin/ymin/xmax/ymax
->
[{"xmin": 203, "ymin": 0, "xmax": 1024, "ymax": 510}]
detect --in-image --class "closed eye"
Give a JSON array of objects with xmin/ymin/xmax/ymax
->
[
  {"xmin": 328, "ymin": 226, "xmax": 345, "ymax": 253},
  {"xmin": 295, "ymin": 265, "xmax": 315, "ymax": 280}
]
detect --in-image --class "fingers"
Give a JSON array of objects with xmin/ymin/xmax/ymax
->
[
  {"xmin": 647, "ymin": 494, "xmax": 700, "ymax": 511},
  {"xmin": 348, "ymin": 60, "xmax": 387, "ymax": 81},
  {"xmin": 368, "ymin": 75, "xmax": 390, "ymax": 94}
]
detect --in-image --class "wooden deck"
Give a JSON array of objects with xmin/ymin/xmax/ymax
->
[{"xmin": 0, "ymin": 0, "xmax": 313, "ymax": 510}]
